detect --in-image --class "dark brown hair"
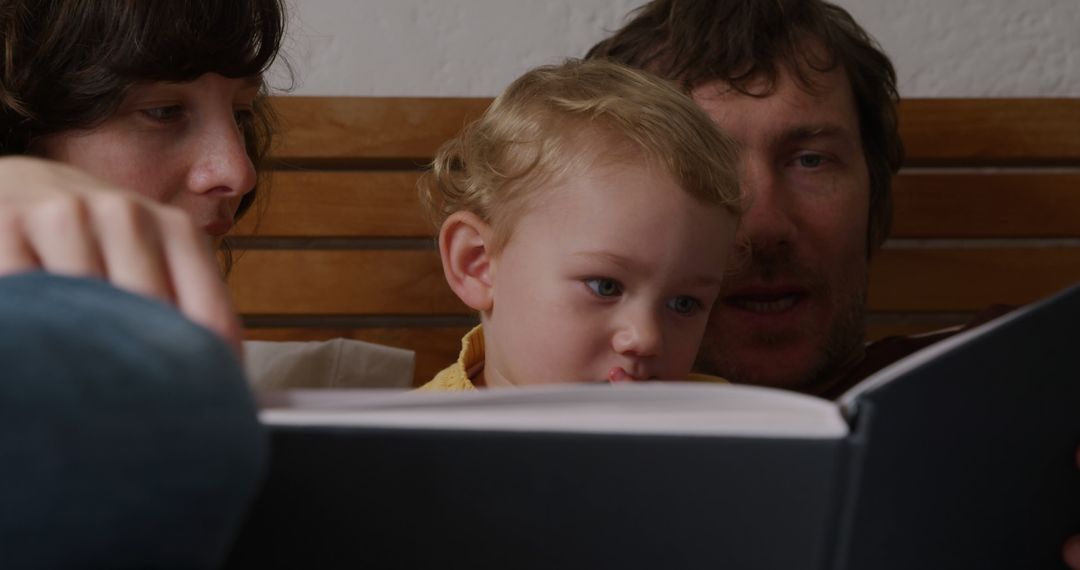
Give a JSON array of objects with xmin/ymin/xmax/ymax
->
[
  {"xmin": 0, "ymin": 0, "xmax": 287, "ymax": 223},
  {"xmin": 587, "ymin": 0, "xmax": 903, "ymax": 250}
]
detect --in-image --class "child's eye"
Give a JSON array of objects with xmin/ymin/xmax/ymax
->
[
  {"xmin": 667, "ymin": 295, "xmax": 702, "ymax": 315},
  {"xmin": 584, "ymin": 278, "xmax": 623, "ymax": 298},
  {"xmin": 140, "ymin": 105, "xmax": 184, "ymax": 123}
]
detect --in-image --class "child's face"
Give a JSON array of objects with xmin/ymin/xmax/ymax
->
[{"xmin": 480, "ymin": 157, "xmax": 736, "ymax": 386}]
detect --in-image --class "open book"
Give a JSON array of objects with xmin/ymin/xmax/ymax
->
[{"xmin": 228, "ymin": 284, "xmax": 1080, "ymax": 570}]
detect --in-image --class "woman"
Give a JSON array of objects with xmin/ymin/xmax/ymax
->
[
  {"xmin": 1, "ymin": 0, "xmax": 287, "ymax": 345},
  {"xmin": 0, "ymin": 1, "xmax": 285, "ymax": 567}
]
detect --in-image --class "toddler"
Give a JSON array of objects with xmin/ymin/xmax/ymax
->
[{"xmin": 418, "ymin": 59, "xmax": 741, "ymax": 390}]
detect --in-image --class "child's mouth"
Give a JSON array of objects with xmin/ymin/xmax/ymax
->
[{"xmin": 607, "ymin": 367, "xmax": 640, "ymax": 382}]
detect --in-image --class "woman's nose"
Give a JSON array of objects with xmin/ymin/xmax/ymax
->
[{"xmin": 186, "ymin": 112, "xmax": 257, "ymax": 199}]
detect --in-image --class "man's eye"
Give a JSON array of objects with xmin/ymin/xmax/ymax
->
[
  {"xmin": 796, "ymin": 154, "xmax": 826, "ymax": 168},
  {"xmin": 584, "ymin": 278, "xmax": 622, "ymax": 298},
  {"xmin": 140, "ymin": 106, "xmax": 184, "ymax": 122},
  {"xmin": 667, "ymin": 296, "xmax": 701, "ymax": 315}
]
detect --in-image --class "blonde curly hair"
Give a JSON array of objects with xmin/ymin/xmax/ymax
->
[{"xmin": 419, "ymin": 58, "xmax": 741, "ymax": 252}]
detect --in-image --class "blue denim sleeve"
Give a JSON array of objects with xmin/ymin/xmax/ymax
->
[{"xmin": 0, "ymin": 273, "xmax": 266, "ymax": 569}]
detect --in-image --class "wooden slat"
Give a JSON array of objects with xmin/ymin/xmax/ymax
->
[
  {"xmin": 230, "ymin": 247, "xmax": 1080, "ymax": 316},
  {"xmin": 244, "ymin": 326, "xmax": 471, "ymax": 387},
  {"xmin": 900, "ymin": 99, "xmax": 1080, "ymax": 166},
  {"xmin": 235, "ymin": 171, "xmax": 431, "ymax": 237},
  {"xmin": 890, "ymin": 173, "xmax": 1080, "ymax": 238},
  {"xmin": 268, "ymin": 98, "xmax": 1080, "ymax": 166},
  {"xmin": 868, "ymin": 247, "xmax": 1080, "ymax": 311},
  {"xmin": 270, "ymin": 97, "xmax": 491, "ymax": 165},
  {"xmin": 234, "ymin": 170, "xmax": 1080, "ymax": 239},
  {"xmin": 228, "ymin": 250, "xmax": 469, "ymax": 315}
]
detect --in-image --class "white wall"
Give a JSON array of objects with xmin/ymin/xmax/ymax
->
[{"xmin": 272, "ymin": 0, "xmax": 1080, "ymax": 97}]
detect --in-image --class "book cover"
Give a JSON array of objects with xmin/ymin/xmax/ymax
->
[{"xmin": 227, "ymin": 284, "xmax": 1080, "ymax": 569}]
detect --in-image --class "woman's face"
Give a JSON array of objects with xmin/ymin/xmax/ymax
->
[{"xmin": 38, "ymin": 73, "xmax": 261, "ymax": 240}]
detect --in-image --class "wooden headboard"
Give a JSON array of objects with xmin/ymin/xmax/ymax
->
[{"xmin": 231, "ymin": 97, "xmax": 1080, "ymax": 386}]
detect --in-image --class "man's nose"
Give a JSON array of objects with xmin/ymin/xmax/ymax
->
[
  {"xmin": 187, "ymin": 113, "xmax": 257, "ymax": 199},
  {"xmin": 738, "ymin": 158, "xmax": 797, "ymax": 254}
]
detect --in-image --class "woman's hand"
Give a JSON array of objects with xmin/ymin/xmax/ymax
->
[{"xmin": 0, "ymin": 156, "xmax": 243, "ymax": 355}]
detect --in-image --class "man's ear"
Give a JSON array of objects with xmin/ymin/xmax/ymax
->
[{"xmin": 438, "ymin": 211, "xmax": 495, "ymax": 312}]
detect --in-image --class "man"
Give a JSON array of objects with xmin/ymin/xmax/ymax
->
[
  {"xmin": 590, "ymin": 0, "xmax": 964, "ymax": 397},
  {"xmin": 587, "ymin": 1, "xmax": 1080, "ymax": 566}
]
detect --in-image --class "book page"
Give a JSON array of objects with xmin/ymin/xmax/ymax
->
[{"xmin": 260, "ymin": 382, "xmax": 848, "ymax": 439}]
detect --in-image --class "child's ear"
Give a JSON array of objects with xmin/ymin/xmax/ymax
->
[{"xmin": 438, "ymin": 211, "xmax": 495, "ymax": 312}]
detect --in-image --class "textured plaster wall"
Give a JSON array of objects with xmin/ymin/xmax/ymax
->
[{"xmin": 272, "ymin": 0, "xmax": 1080, "ymax": 97}]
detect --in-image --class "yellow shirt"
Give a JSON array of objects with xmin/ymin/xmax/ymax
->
[
  {"xmin": 418, "ymin": 325, "xmax": 484, "ymax": 391},
  {"xmin": 418, "ymin": 325, "xmax": 727, "ymax": 390}
]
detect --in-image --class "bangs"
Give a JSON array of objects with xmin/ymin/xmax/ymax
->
[{"xmin": 107, "ymin": 0, "xmax": 285, "ymax": 82}]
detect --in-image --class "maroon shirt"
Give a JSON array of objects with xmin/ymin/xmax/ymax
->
[{"xmin": 819, "ymin": 305, "xmax": 1015, "ymax": 400}]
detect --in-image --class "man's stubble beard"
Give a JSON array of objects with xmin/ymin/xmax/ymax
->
[{"xmin": 694, "ymin": 248, "xmax": 868, "ymax": 394}]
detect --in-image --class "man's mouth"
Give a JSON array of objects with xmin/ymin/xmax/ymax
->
[
  {"xmin": 726, "ymin": 293, "xmax": 801, "ymax": 314},
  {"xmin": 721, "ymin": 282, "xmax": 807, "ymax": 317}
]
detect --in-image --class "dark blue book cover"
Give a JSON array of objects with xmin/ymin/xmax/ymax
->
[{"xmin": 228, "ymin": 284, "xmax": 1080, "ymax": 570}]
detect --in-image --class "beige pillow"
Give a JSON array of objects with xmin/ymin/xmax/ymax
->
[{"xmin": 244, "ymin": 339, "xmax": 415, "ymax": 390}]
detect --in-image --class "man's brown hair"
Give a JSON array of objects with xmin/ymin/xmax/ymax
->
[{"xmin": 587, "ymin": 0, "xmax": 903, "ymax": 250}]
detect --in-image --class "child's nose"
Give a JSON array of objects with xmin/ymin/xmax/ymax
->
[{"xmin": 612, "ymin": 311, "xmax": 662, "ymax": 358}]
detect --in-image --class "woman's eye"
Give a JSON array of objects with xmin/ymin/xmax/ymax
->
[
  {"xmin": 667, "ymin": 296, "xmax": 701, "ymax": 315},
  {"xmin": 584, "ymin": 278, "xmax": 622, "ymax": 298},
  {"xmin": 140, "ymin": 106, "xmax": 184, "ymax": 122},
  {"xmin": 795, "ymin": 154, "xmax": 826, "ymax": 168}
]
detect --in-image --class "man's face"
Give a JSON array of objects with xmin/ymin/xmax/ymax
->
[{"xmin": 691, "ymin": 65, "xmax": 870, "ymax": 393}]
